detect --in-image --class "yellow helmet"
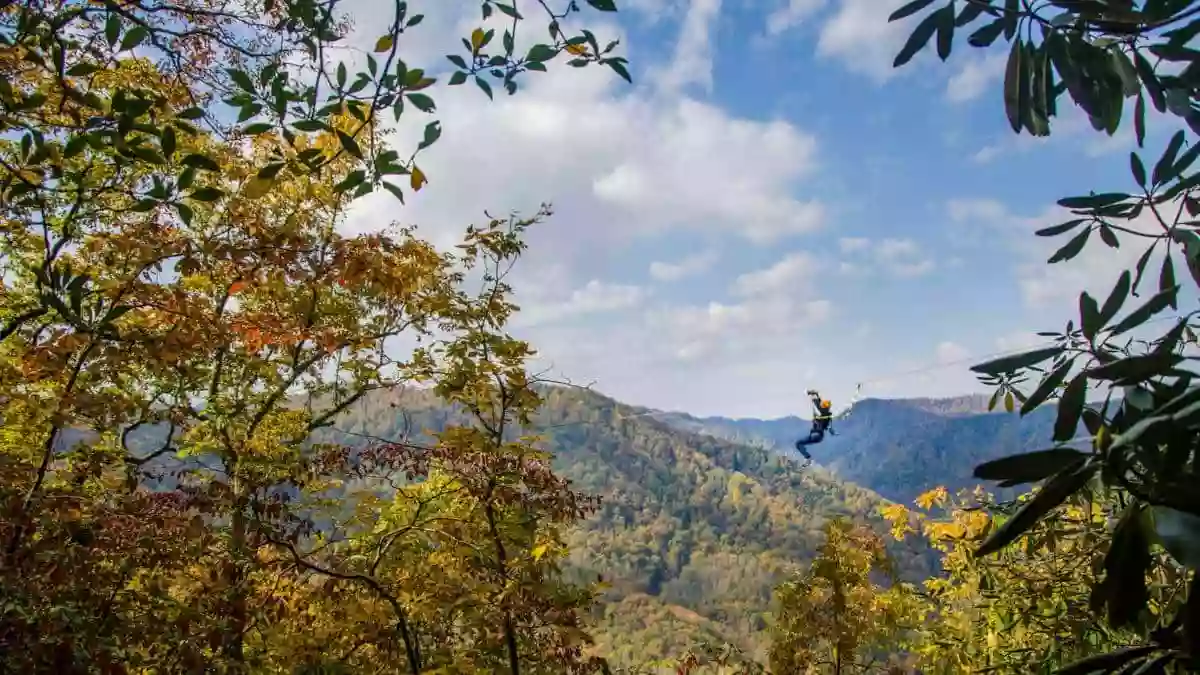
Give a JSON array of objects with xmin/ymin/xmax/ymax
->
[{"xmin": 820, "ymin": 399, "xmax": 831, "ymax": 409}]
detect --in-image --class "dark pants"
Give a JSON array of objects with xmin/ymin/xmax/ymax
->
[{"xmin": 794, "ymin": 429, "xmax": 825, "ymax": 460}]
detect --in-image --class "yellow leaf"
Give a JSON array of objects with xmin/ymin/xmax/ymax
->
[
  {"xmin": 531, "ymin": 544, "xmax": 548, "ymax": 560},
  {"xmin": 410, "ymin": 165, "xmax": 426, "ymax": 191},
  {"xmin": 565, "ymin": 43, "xmax": 588, "ymax": 56},
  {"xmin": 470, "ymin": 27, "xmax": 485, "ymax": 52},
  {"xmin": 243, "ymin": 177, "xmax": 273, "ymax": 199},
  {"xmin": 374, "ymin": 34, "xmax": 394, "ymax": 53}
]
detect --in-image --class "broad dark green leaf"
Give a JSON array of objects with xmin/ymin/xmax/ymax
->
[
  {"xmin": 1003, "ymin": 38, "xmax": 1024, "ymax": 133},
  {"xmin": 1054, "ymin": 375, "xmax": 1087, "ymax": 442},
  {"xmin": 970, "ymin": 346, "xmax": 1063, "ymax": 375},
  {"xmin": 292, "ymin": 119, "xmax": 328, "ymax": 132},
  {"xmin": 335, "ymin": 130, "xmax": 362, "ymax": 158},
  {"xmin": 1080, "ymin": 291, "xmax": 1101, "ymax": 339},
  {"xmin": 419, "ymin": 121, "xmax": 442, "ymax": 151},
  {"xmin": 1022, "ymin": 359, "xmax": 1072, "ymax": 415},
  {"xmin": 1150, "ymin": 505, "xmax": 1200, "ymax": 569},
  {"xmin": 188, "ymin": 187, "xmax": 224, "ymax": 202},
  {"xmin": 967, "ymin": 18, "xmax": 1005, "ymax": 47},
  {"xmin": 1047, "ymin": 227, "xmax": 1091, "ymax": 263},
  {"xmin": 181, "ymin": 153, "xmax": 221, "ymax": 171},
  {"xmin": 527, "ymin": 44, "xmax": 557, "ymax": 63},
  {"xmin": 119, "ymin": 26, "xmax": 149, "ymax": 52},
  {"xmin": 1058, "ymin": 192, "xmax": 1130, "ymax": 209},
  {"xmin": 1135, "ymin": 91, "xmax": 1146, "ymax": 147},
  {"xmin": 587, "ymin": 0, "xmax": 618, "ymax": 11},
  {"xmin": 1153, "ymin": 130, "xmax": 1186, "ymax": 186},
  {"xmin": 1099, "ymin": 502, "xmax": 1151, "ymax": 627},
  {"xmin": 380, "ymin": 180, "xmax": 405, "ymax": 203},
  {"xmin": 449, "ymin": 71, "xmax": 468, "ymax": 86},
  {"xmin": 1086, "ymin": 353, "xmax": 1184, "ymax": 383},
  {"xmin": 893, "ymin": 11, "xmax": 941, "ymax": 67},
  {"xmin": 406, "ymin": 93, "xmax": 435, "ymax": 112},
  {"xmin": 174, "ymin": 202, "xmax": 194, "ymax": 226},
  {"xmin": 1110, "ymin": 284, "xmax": 1178, "ymax": 335},
  {"xmin": 242, "ymin": 122, "xmax": 273, "ymax": 135},
  {"xmin": 935, "ymin": 3, "xmax": 955, "ymax": 60},
  {"xmin": 1134, "ymin": 51, "xmax": 1166, "ymax": 113},
  {"xmin": 1036, "ymin": 219, "xmax": 1086, "ymax": 237},
  {"xmin": 1099, "ymin": 224, "xmax": 1119, "ymax": 248},
  {"xmin": 1161, "ymin": 254, "xmax": 1178, "ymax": 309},
  {"xmin": 475, "ymin": 76, "xmax": 494, "ymax": 99},
  {"xmin": 888, "ymin": 0, "xmax": 936, "ymax": 22},
  {"xmin": 975, "ymin": 457, "xmax": 1095, "ymax": 557},
  {"xmin": 1100, "ymin": 270, "xmax": 1132, "ymax": 327},
  {"xmin": 606, "ymin": 59, "xmax": 633, "ymax": 83},
  {"xmin": 1130, "ymin": 151, "xmax": 1146, "ymax": 186},
  {"xmin": 973, "ymin": 447, "xmax": 1088, "ymax": 484}
]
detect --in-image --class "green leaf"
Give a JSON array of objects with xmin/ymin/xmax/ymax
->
[
  {"xmin": 160, "ymin": 125, "xmax": 177, "ymax": 159},
  {"xmin": 1079, "ymin": 291, "xmax": 1101, "ymax": 340},
  {"xmin": 174, "ymin": 201, "xmax": 194, "ymax": 226},
  {"xmin": 1110, "ymin": 285, "xmax": 1178, "ymax": 335},
  {"xmin": 177, "ymin": 107, "xmax": 205, "ymax": 120},
  {"xmin": 1099, "ymin": 502, "xmax": 1152, "ymax": 627},
  {"xmin": 973, "ymin": 448, "xmax": 1089, "ymax": 485},
  {"xmin": 406, "ymin": 93, "xmax": 436, "ymax": 112},
  {"xmin": 527, "ymin": 44, "xmax": 557, "ymax": 63},
  {"xmin": 1003, "ymin": 38, "xmax": 1024, "ymax": 133},
  {"xmin": 893, "ymin": 11, "xmax": 940, "ymax": 67},
  {"xmin": 1058, "ymin": 192, "xmax": 1130, "ymax": 209},
  {"xmin": 1035, "ymin": 219, "xmax": 1086, "ymax": 237},
  {"xmin": 257, "ymin": 162, "xmax": 286, "ymax": 180},
  {"xmin": 975, "ymin": 457, "xmax": 1095, "ymax": 557},
  {"xmin": 380, "ymin": 180, "xmax": 405, "ymax": 203},
  {"xmin": 1099, "ymin": 270, "xmax": 1131, "ymax": 327},
  {"xmin": 1130, "ymin": 151, "xmax": 1146, "ymax": 186},
  {"xmin": 1150, "ymin": 505, "xmax": 1200, "ymax": 569},
  {"xmin": 418, "ymin": 121, "xmax": 442, "ymax": 151},
  {"xmin": 586, "ymin": 0, "xmax": 618, "ymax": 10},
  {"xmin": 970, "ymin": 346, "xmax": 1063, "ymax": 375},
  {"xmin": 67, "ymin": 62, "xmax": 102, "ymax": 77},
  {"xmin": 1099, "ymin": 224, "xmax": 1120, "ymax": 248},
  {"xmin": 1047, "ymin": 227, "xmax": 1091, "ymax": 264},
  {"xmin": 1022, "ymin": 359, "xmax": 1072, "ymax": 415},
  {"xmin": 1153, "ymin": 129, "xmax": 1186, "ymax": 186},
  {"xmin": 227, "ymin": 68, "xmax": 256, "ymax": 93},
  {"xmin": 181, "ymin": 153, "xmax": 221, "ymax": 171},
  {"xmin": 334, "ymin": 170, "xmax": 367, "ymax": 193},
  {"xmin": 889, "ymin": 0, "xmax": 936, "ymax": 21},
  {"xmin": 1134, "ymin": 51, "xmax": 1165, "ymax": 113},
  {"xmin": 335, "ymin": 130, "xmax": 362, "ymax": 159},
  {"xmin": 495, "ymin": 3, "xmax": 522, "ymax": 19},
  {"xmin": 1054, "ymin": 375, "xmax": 1087, "ymax": 442},
  {"xmin": 967, "ymin": 18, "xmax": 1005, "ymax": 48},
  {"xmin": 935, "ymin": 3, "xmax": 955, "ymax": 61},
  {"xmin": 105, "ymin": 13, "xmax": 121, "ymax": 47},
  {"xmin": 448, "ymin": 71, "xmax": 468, "ymax": 86},
  {"xmin": 188, "ymin": 187, "xmax": 224, "ymax": 202},
  {"xmin": 1134, "ymin": 91, "xmax": 1146, "ymax": 148},
  {"xmin": 475, "ymin": 76, "xmax": 494, "ymax": 99},
  {"xmin": 242, "ymin": 122, "xmax": 274, "ymax": 135},
  {"xmin": 1085, "ymin": 353, "xmax": 1184, "ymax": 383},
  {"xmin": 606, "ymin": 58, "xmax": 633, "ymax": 83},
  {"xmin": 119, "ymin": 26, "xmax": 149, "ymax": 52},
  {"xmin": 292, "ymin": 119, "xmax": 328, "ymax": 132}
]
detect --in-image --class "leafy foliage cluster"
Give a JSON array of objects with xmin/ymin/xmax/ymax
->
[{"xmin": 0, "ymin": 1, "xmax": 638, "ymax": 673}]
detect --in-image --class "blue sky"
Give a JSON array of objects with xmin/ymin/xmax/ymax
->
[{"xmin": 341, "ymin": 0, "xmax": 1188, "ymax": 417}]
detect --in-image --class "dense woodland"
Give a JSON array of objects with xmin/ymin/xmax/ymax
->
[{"xmin": 1, "ymin": 0, "xmax": 1200, "ymax": 674}]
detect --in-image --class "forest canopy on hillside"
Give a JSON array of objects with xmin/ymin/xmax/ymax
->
[{"xmin": 0, "ymin": 0, "xmax": 1199, "ymax": 674}]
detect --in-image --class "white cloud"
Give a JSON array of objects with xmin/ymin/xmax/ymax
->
[
  {"xmin": 838, "ymin": 236, "xmax": 871, "ymax": 253},
  {"xmin": 837, "ymin": 236, "xmax": 935, "ymax": 278},
  {"xmin": 945, "ymin": 52, "xmax": 1006, "ymax": 104},
  {"xmin": 765, "ymin": 0, "xmax": 827, "ymax": 36},
  {"xmin": 935, "ymin": 341, "xmax": 971, "ymax": 364},
  {"xmin": 732, "ymin": 251, "xmax": 818, "ymax": 297},
  {"xmin": 816, "ymin": 0, "xmax": 915, "ymax": 81},
  {"xmin": 649, "ymin": 250, "xmax": 719, "ymax": 281},
  {"xmin": 652, "ymin": 0, "xmax": 722, "ymax": 94},
  {"xmin": 516, "ymin": 279, "xmax": 647, "ymax": 328}
]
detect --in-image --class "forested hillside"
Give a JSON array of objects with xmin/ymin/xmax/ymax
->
[
  {"xmin": 653, "ymin": 396, "xmax": 1061, "ymax": 503},
  {"xmin": 323, "ymin": 385, "xmax": 938, "ymax": 667}
]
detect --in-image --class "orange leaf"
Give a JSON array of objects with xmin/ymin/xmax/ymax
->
[
  {"xmin": 229, "ymin": 281, "xmax": 248, "ymax": 295},
  {"xmin": 410, "ymin": 166, "xmax": 427, "ymax": 192}
]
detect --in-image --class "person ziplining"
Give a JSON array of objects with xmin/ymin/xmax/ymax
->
[{"xmin": 795, "ymin": 389, "xmax": 839, "ymax": 468}]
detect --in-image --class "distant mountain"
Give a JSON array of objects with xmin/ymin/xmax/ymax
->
[
  {"xmin": 650, "ymin": 395, "xmax": 1063, "ymax": 504},
  {"xmin": 325, "ymin": 385, "xmax": 939, "ymax": 667}
]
